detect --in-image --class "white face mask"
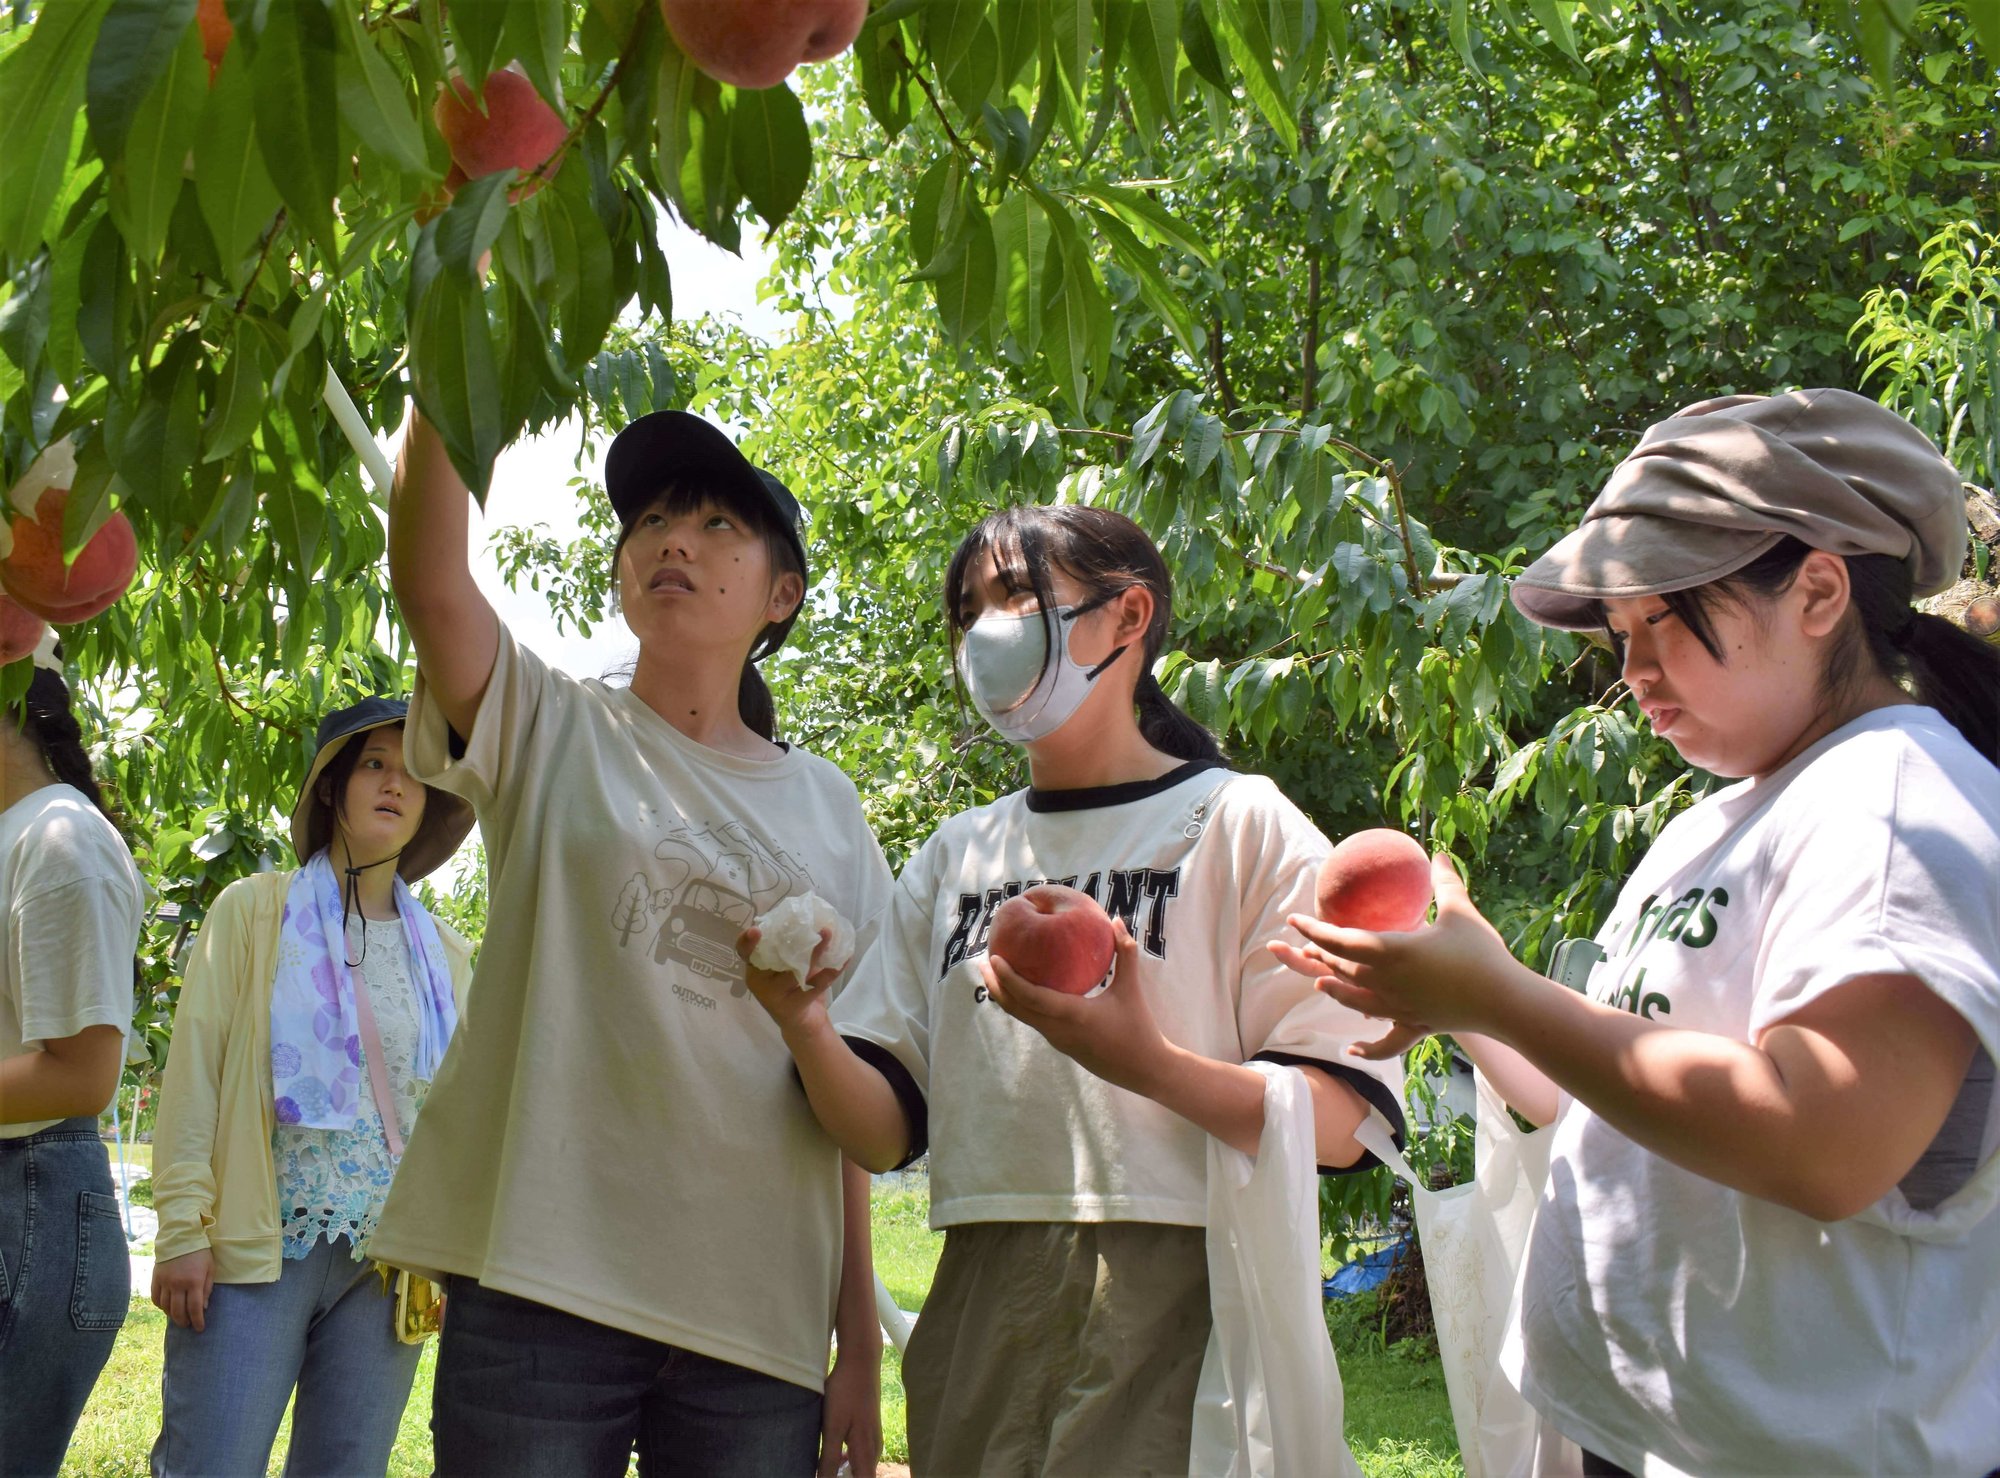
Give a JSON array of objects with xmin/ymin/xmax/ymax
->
[{"xmin": 957, "ymin": 594, "xmax": 1128, "ymax": 744}]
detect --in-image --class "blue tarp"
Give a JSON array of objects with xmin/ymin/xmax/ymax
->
[{"xmin": 1323, "ymin": 1238, "xmax": 1407, "ymax": 1299}]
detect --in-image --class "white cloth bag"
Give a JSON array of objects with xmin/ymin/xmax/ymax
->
[
  {"xmin": 1353, "ymin": 1072, "xmax": 1577, "ymax": 1478},
  {"xmin": 1189, "ymin": 1063, "xmax": 1363, "ymax": 1478}
]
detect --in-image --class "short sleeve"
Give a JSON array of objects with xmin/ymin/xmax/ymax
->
[
  {"xmin": 830, "ymin": 843, "xmax": 940, "ymax": 1166},
  {"xmin": 7, "ymin": 804, "xmax": 139, "ymax": 1045},
  {"xmin": 1751, "ymin": 740, "xmax": 2000, "ymax": 1045},
  {"xmin": 406, "ymin": 624, "xmax": 560, "ymax": 836},
  {"xmin": 12, "ymin": 877, "xmax": 138, "ymax": 1044},
  {"xmin": 1227, "ymin": 784, "xmax": 1407, "ymax": 1171}
]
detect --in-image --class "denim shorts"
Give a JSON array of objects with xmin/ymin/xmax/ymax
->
[{"xmin": 0, "ymin": 1117, "xmax": 130, "ymax": 1477}]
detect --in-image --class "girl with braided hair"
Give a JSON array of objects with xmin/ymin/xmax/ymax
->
[{"xmin": 0, "ymin": 634, "xmax": 144, "ymax": 1476}]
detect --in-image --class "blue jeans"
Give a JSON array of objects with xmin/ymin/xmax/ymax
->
[
  {"xmin": 0, "ymin": 1117, "xmax": 129, "ymax": 1478},
  {"xmin": 431, "ymin": 1276, "xmax": 823, "ymax": 1477},
  {"xmin": 151, "ymin": 1236, "xmax": 422, "ymax": 1477}
]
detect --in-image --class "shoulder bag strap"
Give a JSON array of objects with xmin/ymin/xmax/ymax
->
[{"xmin": 347, "ymin": 930, "xmax": 405, "ymax": 1159}]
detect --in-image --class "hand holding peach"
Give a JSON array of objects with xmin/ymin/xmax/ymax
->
[
  {"xmin": 735, "ymin": 921, "xmax": 845, "ymax": 1041},
  {"xmin": 986, "ymin": 917, "xmax": 1175, "ymax": 1098},
  {"xmin": 1273, "ymin": 853, "xmax": 1528, "ymax": 1044}
]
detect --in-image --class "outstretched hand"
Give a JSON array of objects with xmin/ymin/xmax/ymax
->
[
  {"xmin": 984, "ymin": 919, "xmax": 1172, "ymax": 1097},
  {"xmin": 1269, "ymin": 852, "xmax": 1526, "ymax": 1048},
  {"xmin": 735, "ymin": 926, "xmax": 845, "ymax": 1040}
]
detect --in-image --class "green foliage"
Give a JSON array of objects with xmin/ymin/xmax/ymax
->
[
  {"xmin": 1854, "ymin": 213, "xmax": 2000, "ymax": 490},
  {"xmin": 1, "ymin": 0, "xmax": 1992, "ymax": 1078}
]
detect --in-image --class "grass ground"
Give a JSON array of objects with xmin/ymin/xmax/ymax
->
[{"xmin": 62, "ymin": 1182, "xmax": 1460, "ymax": 1476}]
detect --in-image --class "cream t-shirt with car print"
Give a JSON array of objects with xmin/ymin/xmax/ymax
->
[{"xmin": 368, "ymin": 626, "xmax": 893, "ymax": 1393}]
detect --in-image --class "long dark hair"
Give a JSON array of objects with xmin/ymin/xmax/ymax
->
[
  {"xmin": 610, "ymin": 481, "xmax": 805, "ymax": 742},
  {"xmin": 11, "ymin": 667, "xmax": 121, "ymax": 826},
  {"xmin": 944, "ymin": 505, "xmax": 1225, "ymax": 764},
  {"xmin": 1653, "ymin": 535, "xmax": 2000, "ymax": 766}
]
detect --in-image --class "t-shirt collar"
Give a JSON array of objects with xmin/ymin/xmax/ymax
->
[{"xmin": 1024, "ymin": 757, "xmax": 1226, "ymax": 813}]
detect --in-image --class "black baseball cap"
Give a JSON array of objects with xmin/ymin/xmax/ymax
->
[{"xmin": 603, "ymin": 412, "xmax": 810, "ymax": 660}]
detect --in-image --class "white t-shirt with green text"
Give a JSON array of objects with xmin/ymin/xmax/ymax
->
[
  {"xmin": 368, "ymin": 629, "xmax": 893, "ymax": 1392},
  {"xmin": 1504, "ymin": 706, "xmax": 2000, "ymax": 1474}
]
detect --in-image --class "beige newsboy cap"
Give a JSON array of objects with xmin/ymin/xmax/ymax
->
[{"xmin": 1511, "ymin": 388, "xmax": 1967, "ymax": 630}]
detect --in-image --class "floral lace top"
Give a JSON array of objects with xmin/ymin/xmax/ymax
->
[{"xmin": 273, "ymin": 918, "xmax": 429, "ymax": 1260}]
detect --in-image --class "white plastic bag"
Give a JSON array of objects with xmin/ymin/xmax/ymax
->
[
  {"xmin": 1190, "ymin": 1063, "xmax": 1363, "ymax": 1478},
  {"xmin": 748, "ymin": 892, "xmax": 854, "ymax": 983},
  {"xmin": 1353, "ymin": 1072, "xmax": 1576, "ymax": 1478}
]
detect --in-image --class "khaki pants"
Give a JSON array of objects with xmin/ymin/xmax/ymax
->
[{"xmin": 905, "ymin": 1221, "xmax": 1211, "ymax": 1478}]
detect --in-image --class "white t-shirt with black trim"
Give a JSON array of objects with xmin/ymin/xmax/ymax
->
[
  {"xmin": 1, "ymin": 785, "xmax": 141, "ymax": 1139},
  {"xmin": 1502, "ymin": 706, "xmax": 2000, "ymax": 1475},
  {"xmin": 368, "ymin": 628, "xmax": 894, "ymax": 1392},
  {"xmin": 833, "ymin": 761, "xmax": 1405, "ymax": 1229}
]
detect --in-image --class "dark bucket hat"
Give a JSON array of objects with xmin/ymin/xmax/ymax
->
[
  {"xmin": 604, "ymin": 411, "xmax": 809, "ymax": 659},
  {"xmin": 1511, "ymin": 389, "xmax": 1967, "ymax": 630},
  {"xmin": 289, "ymin": 697, "xmax": 473, "ymax": 884}
]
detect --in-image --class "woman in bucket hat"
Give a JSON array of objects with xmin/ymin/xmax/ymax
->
[
  {"xmin": 368, "ymin": 410, "xmax": 891, "ymax": 1477},
  {"xmin": 1278, "ymin": 389, "xmax": 2000, "ymax": 1475},
  {"xmin": 149, "ymin": 699, "xmax": 475, "ymax": 1477},
  {"xmin": 0, "ymin": 634, "xmax": 145, "ymax": 1477}
]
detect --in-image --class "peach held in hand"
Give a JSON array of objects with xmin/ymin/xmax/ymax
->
[
  {"xmin": 658, "ymin": 0, "xmax": 868, "ymax": 89},
  {"xmin": 433, "ymin": 70, "xmax": 567, "ymax": 192},
  {"xmin": 0, "ymin": 596, "xmax": 44, "ymax": 666},
  {"xmin": 0, "ymin": 490, "xmax": 139, "ymax": 624},
  {"xmin": 988, "ymin": 885, "xmax": 1117, "ymax": 996},
  {"xmin": 1315, "ymin": 829, "xmax": 1433, "ymax": 932}
]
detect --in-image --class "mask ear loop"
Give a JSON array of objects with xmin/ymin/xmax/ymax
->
[{"xmin": 1063, "ymin": 587, "xmax": 1134, "ymax": 680}]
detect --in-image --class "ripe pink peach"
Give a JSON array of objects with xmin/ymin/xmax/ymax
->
[
  {"xmin": 658, "ymin": 0, "xmax": 867, "ymax": 89},
  {"xmin": 433, "ymin": 70, "xmax": 567, "ymax": 191},
  {"xmin": 988, "ymin": 884, "xmax": 1117, "ymax": 996},
  {"xmin": 0, "ymin": 595, "xmax": 44, "ymax": 666},
  {"xmin": 0, "ymin": 490, "xmax": 138, "ymax": 624},
  {"xmin": 197, "ymin": 0, "xmax": 232, "ymax": 84},
  {"xmin": 1316, "ymin": 830, "xmax": 1433, "ymax": 933}
]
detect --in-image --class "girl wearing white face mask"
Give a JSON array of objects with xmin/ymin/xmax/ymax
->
[{"xmin": 740, "ymin": 505, "xmax": 1406, "ymax": 1475}]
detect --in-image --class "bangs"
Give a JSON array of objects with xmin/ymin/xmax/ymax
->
[
  {"xmin": 626, "ymin": 479, "xmax": 776, "ymax": 539},
  {"xmin": 944, "ymin": 510, "xmax": 1060, "ymax": 634}
]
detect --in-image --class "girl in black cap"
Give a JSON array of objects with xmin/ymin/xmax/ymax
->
[
  {"xmin": 1279, "ymin": 390, "xmax": 2000, "ymax": 1475},
  {"xmin": 148, "ymin": 701, "xmax": 475, "ymax": 1477},
  {"xmin": 0, "ymin": 635, "xmax": 144, "ymax": 1476},
  {"xmin": 370, "ymin": 410, "xmax": 890, "ymax": 1478}
]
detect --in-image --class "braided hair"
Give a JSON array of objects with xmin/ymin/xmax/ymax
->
[{"xmin": 12, "ymin": 667, "xmax": 120, "ymax": 826}]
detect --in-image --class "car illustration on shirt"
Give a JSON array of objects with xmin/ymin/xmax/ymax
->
[{"xmin": 653, "ymin": 878, "xmax": 756, "ymax": 982}]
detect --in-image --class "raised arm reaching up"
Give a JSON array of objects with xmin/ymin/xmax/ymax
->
[{"xmin": 388, "ymin": 409, "xmax": 499, "ymax": 740}]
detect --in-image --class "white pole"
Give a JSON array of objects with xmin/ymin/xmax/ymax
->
[
  {"xmin": 322, "ymin": 367, "xmax": 396, "ymax": 506},
  {"xmin": 110, "ymin": 1079, "xmax": 134, "ymax": 1241},
  {"xmin": 875, "ymin": 1272, "xmax": 913, "ymax": 1355}
]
